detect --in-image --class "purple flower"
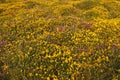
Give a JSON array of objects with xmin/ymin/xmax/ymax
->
[{"xmin": 0, "ymin": 40, "xmax": 7, "ymax": 47}]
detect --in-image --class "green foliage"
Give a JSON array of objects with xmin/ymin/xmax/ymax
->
[
  {"xmin": 25, "ymin": 1, "xmax": 40, "ymax": 9},
  {"xmin": 53, "ymin": 5, "xmax": 77, "ymax": 16},
  {"xmin": 0, "ymin": 8, "xmax": 4, "ymax": 14},
  {"xmin": 73, "ymin": 0, "xmax": 99, "ymax": 10},
  {"xmin": 102, "ymin": 1, "xmax": 120, "ymax": 18},
  {"xmin": 0, "ymin": 0, "xmax": 6, "ymax": 3}
]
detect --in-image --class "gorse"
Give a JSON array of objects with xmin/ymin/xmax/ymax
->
[{"xmin": 0, "ymin": 0, "xmax": 120, "ymax": 80}]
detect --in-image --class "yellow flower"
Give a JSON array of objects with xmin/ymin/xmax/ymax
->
[
  {"xmin": 96, "ymin": 57, "xmax": 102, "ymax": 63},
  {"xmin": 65, "ymin": 59, "xmax": 68, "ymax": 63},
  {"xmin": 105, "ymin": 56, "xmax": 109, "ymax": 62},
  {"xmin": 100, "ymin": 69, "xmax": 104, "ymax": 72},
  {"xmin": 29, "ymin": 47, "xmax": 33, "ymax": 50},
  {"xmin": 83, "ymin": 57, "xmax": 86, "ymax": 60},
  {"xmin": 29, "ymin": 73, "xmax": 33, "ymax": 77},
  {"xmin": 94, "ymin": 63, "xmax": 99, "ymax": 67},
  {"xmin": 20, "ymin": 70, "xmax": 22, "ymax": 72},
  {"xmin": 47, "ymin": 77, "xmax": 50, "ymax": 80},
  {"xmin": 35, "ymin": 73, "xmax": 38, "ymax": 76},
  {"xmin": 27, "ymin": 35, "xmax": 30, "ymax": 39},
  {"xmin": 112, "ymin": 78, "xmax": 118, "ymax": 80},
  {"xmin": 46, "ymin": 49, "xmax": 49, "ymax": 53},
  {"xmin": 2, "ymin": 65, "xmax": 8, "ymax": 70}
]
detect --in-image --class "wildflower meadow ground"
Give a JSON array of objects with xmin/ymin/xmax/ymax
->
[{"xmin": 0, "ymin": 0, "xmax": 120, "ymax": 80}]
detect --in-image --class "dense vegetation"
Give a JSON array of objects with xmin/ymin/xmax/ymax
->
[{"xmin": 0, "ymin": 0, "xmax": 120, "ymax": 80}]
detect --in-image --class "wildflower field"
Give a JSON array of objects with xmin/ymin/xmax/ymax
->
[{"xmin": 0, "ymin": 0, "xmax": 120, "ymax": 80}]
